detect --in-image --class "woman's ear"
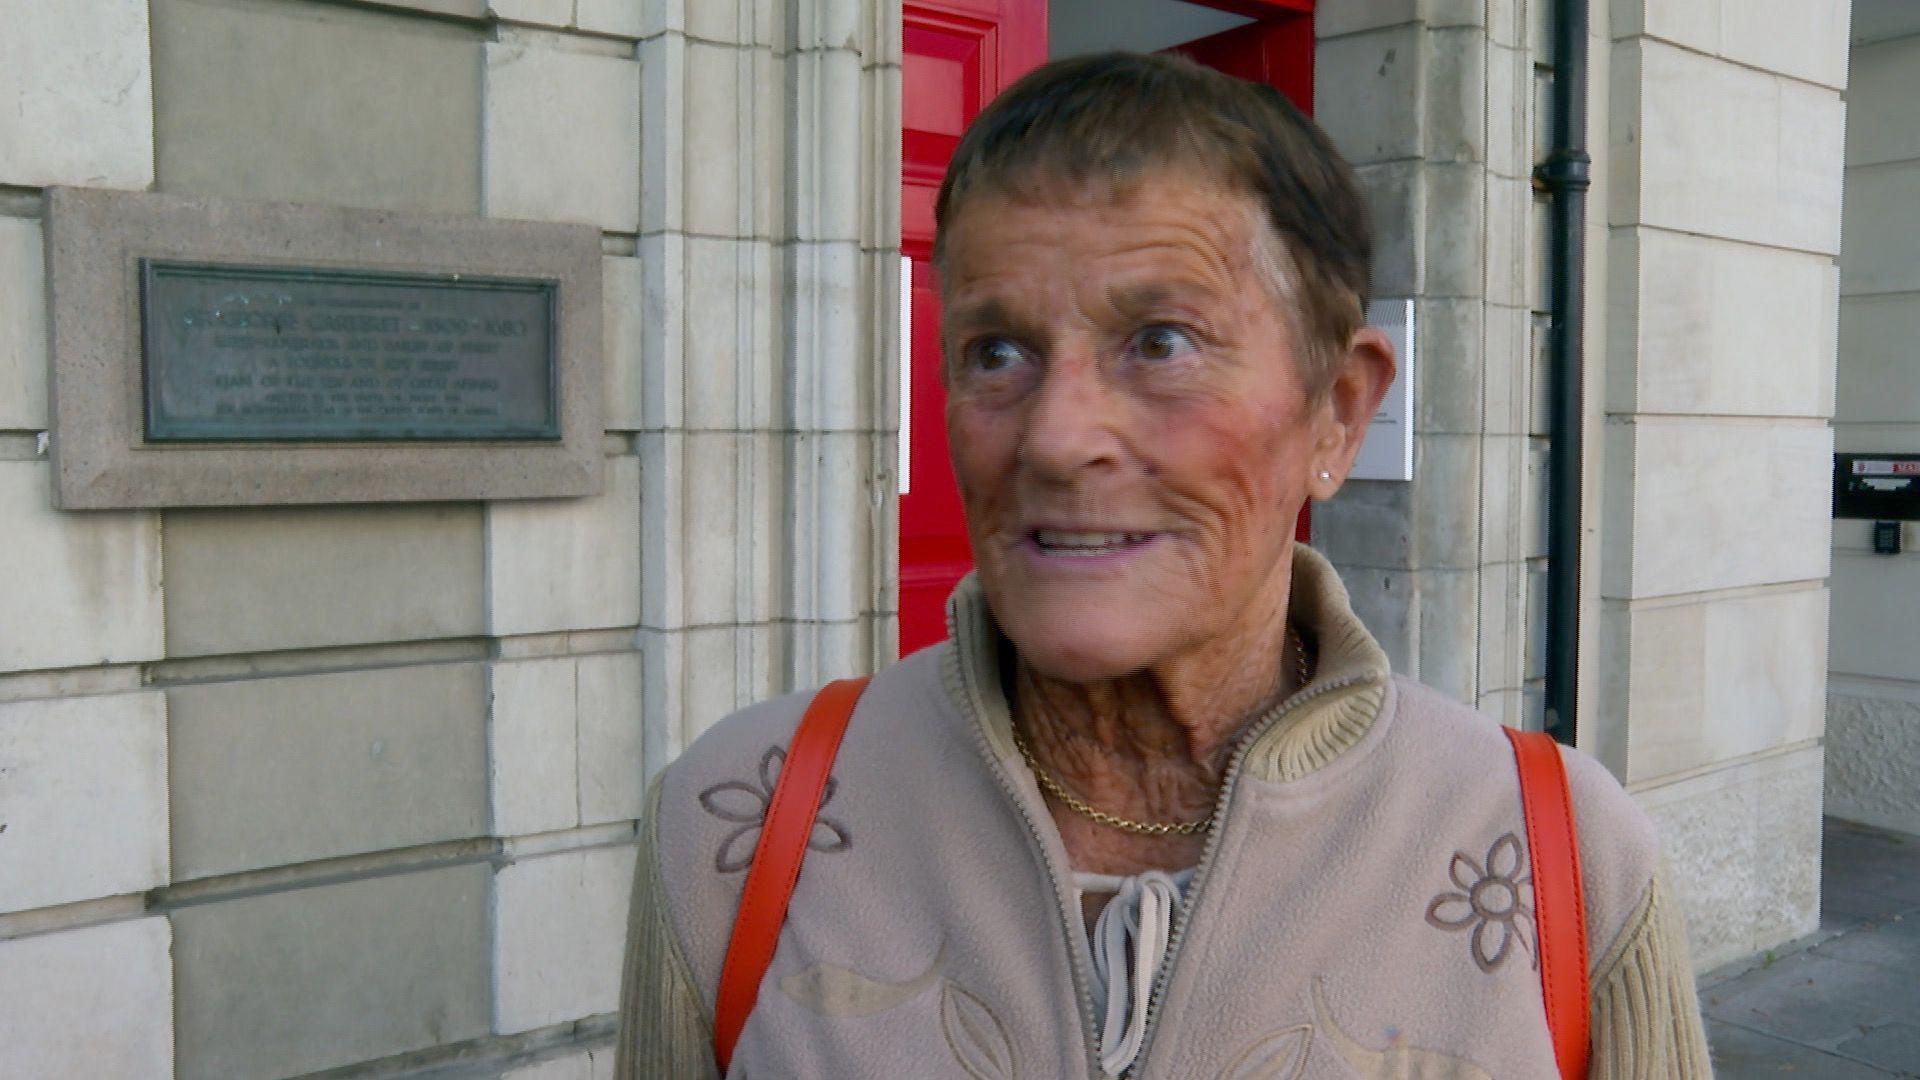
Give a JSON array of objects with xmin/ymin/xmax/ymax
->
[{"xmin": 1310, "ymin": 326, "xmax": 1397, "ymax": 500}]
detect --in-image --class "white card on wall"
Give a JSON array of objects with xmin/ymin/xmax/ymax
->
[
  {"xmin": 1350, "ymin": 298, "xmax": 1414, "ymax": 482},
  {"xmin": 899, "ymin": 254, "xmax": 913, "ymax": 495}
]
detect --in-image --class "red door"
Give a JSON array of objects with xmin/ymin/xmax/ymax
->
[
  {"xmin": 899, "ymin": 0, "xmax": 1047, "ymax": 654},
  {"xmin": 1165, "ymin": 0, "xmax": 1315, "ymax": 105},
  {"xmin": 898, "ymin": 0, "xmax": 1317, "ymax": 654}
]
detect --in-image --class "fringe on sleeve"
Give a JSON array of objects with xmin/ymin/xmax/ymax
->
[
  {"xmin": 1589, "ymin": 868, "xmax": 1715, "ymax": 1079},
  {"xmin": 615, "ymin": 779, "xmax": 723, "ymax": 1080}
]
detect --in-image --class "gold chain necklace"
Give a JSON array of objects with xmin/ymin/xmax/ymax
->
[{"xmin": 1011, "ymin": 626, "xmax": 1312, "ymax": 837}]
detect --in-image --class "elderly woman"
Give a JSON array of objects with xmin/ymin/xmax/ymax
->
[{"xmin": 618, "ymin": 53, "xmax": 1710, "ymax": 1079}]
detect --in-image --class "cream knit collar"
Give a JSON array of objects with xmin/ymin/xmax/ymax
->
[{"xmin": 940, "ymin": 543, "xmax": 1393, "ymax": 785}]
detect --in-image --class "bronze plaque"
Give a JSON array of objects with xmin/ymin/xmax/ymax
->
[{"xmin": 141, "ymin": 260, "xmax": 560, "ymax": 441}]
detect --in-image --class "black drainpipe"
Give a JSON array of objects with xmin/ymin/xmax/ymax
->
[{"xmin": 1537, "ymin": 0, "xmax": 1590, "ymax": 746}]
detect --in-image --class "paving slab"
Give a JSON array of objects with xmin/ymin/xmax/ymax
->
[
  {"xmin": 1825, "ymin": 821, "xmax": 1920, "ymax": 905},
  {"xmin": 1810, "ymin": 910, "xmax": 1920, "ymax": 972},
  {"xmin": 1839, "ymin": 1023, "xmax": 1920, "ymax": 1077},
  {"xmin": 1825, "ymin": 881, "xmax": 1920, "ymax": 931},
  {"xmin": 1709, "ymin": 1020, "xmax": 1902, "ymax": 1078},
  {"xmin": 1701, "ymin": 819, "xmax": 1920, "ymax": 1077},
  {"xmin": 1705, "ymin": 950, "xmax": 1920, "ymax": 1049}
]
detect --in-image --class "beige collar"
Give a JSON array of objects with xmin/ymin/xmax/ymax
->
[{"xmin": 940, "ymin": 543, "xmax": 1393, "ymax": 785}]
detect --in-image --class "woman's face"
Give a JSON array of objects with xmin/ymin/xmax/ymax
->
[{"xmin": 940, "ymin": 174, "xmax": 1348, "ymax": 682}]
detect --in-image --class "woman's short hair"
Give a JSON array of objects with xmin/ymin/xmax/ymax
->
[{"xmin": 934, "ymin": 51, "xmax": 1371, "ymax": 394}]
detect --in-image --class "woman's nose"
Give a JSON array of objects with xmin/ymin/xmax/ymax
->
[{"xmin": 1016, "ymin": 353, "xmax": 1123, "ymax": 479}]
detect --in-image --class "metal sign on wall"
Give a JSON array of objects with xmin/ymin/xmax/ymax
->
[
  {"xmin": 1350, "ymin": 297, "xmax": 1415, "ymax": 482},
  {"xmin": 43, "ymin": 187, "xmax": 605, "ymax": 509},
  {"xmin": 141, "ymin": 261, "xmax": 560, "ymax": 443}
]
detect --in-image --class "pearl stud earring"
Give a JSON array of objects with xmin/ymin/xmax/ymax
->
[{"xmin": 1318, "ymin": 470, "xmax": 1332, "ymax": 481}]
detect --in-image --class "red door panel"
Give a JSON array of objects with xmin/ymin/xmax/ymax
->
[
  {"xmin": 1166, "ymin": 13, "xmax": 1314, "ymax": 112},
  {"xmin": 899, "ymin": 0, "xmax": 1046, "ymax": 655}
]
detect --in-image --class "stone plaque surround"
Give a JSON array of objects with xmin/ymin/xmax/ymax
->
[{"xmin": 44, "ymin": 187, "xmax": 603, "ymax": 508}]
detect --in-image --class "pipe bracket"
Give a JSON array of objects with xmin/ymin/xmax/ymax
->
[{"xmin": 1533, "ymin": 149, "xmax": 1592, "ymax": 193}]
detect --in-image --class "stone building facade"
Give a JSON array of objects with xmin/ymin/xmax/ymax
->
[
  {"xmin": 1827, "ymin": 3, "xmax": 1920, "ymax": 842},
  {"xmin": 2, "ymin": 0, "xmax": 896, "ymax": 1075},
  {"xmin": 0, "ymin": 0, "xmax": 1880, "ymax": 1075},
  {"xmin": 1586, "ymin": 0, "xmax": 1848, "ymax": 970}
]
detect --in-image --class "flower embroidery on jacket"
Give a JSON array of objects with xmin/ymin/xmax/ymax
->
[
  {"xmin": 698, "ymin": 745, "xmax": 852, "ymax": 873},
  {"xmin": 1424, "ymin": 832, "xmax": 1537, "ymax": 973}
]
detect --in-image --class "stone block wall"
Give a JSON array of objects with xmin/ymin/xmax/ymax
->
[
  {"xmin": 1827, "ymin": 22, "xmax": 1920, "ymax": 838},
  {"xmin": 1595, "ymin": 0, "xmax": 1849, "ymax": 970},
  {"xmin": 1311, "ymin": 0, "xmax": 1543, "ymax": 726},
  {"xmin": 0, "ymin": 0, "xmax": 897, "ymax": 1075}
]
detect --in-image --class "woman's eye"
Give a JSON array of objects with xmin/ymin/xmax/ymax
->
[
  {"xmin": 1133, "ymin": 325, "xmax": 1197, "ymax": 362},
  {"xmin": 966, "ymin": 337, "xmax": 1027, "ymax": 372}
]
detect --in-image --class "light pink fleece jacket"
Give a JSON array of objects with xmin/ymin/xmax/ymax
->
[{"xmin": 618, "ymin": 545, "xmax": 1711, "ymax": 1078}]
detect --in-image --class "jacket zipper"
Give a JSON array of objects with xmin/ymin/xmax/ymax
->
[
  {"xmin": 963, "ymin": 707, "xmax": 1109, "ymax": 1077},
  {"xmin": 1120, "ymin": 672, "xmax": 1373, "ymax": 1079}
]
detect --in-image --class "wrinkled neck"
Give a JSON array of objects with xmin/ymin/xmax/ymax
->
[
  {"xmin": 1002, "ymin": 587, "xmax": 1308, "ymax": 874},
  {"xmin": 1009, "ymin": 618, "xmax": 1304, "ymax": 785}
]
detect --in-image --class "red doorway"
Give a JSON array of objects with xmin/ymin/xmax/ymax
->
[{"xmin": 898, "ymin": 0, "xmax": 1318, "ymax": 655}]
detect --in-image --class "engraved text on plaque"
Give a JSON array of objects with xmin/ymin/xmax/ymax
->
[{"xmin": 141, "ymin": 260, "xmax": 560, "ymax": 442}]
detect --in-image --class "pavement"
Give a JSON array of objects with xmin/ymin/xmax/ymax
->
[{"xmin": 1703, "ymin": 818, "xmax": 1920, "ymax": 1078}]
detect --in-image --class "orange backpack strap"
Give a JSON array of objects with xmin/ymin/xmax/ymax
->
[
  {"xmin": 1504, "ymin": 726, "xmax": 1591, "ymax": 1079},
  {"xmin": 711, "ymin": 676, "xmax": 869, "ymax": 1073}
]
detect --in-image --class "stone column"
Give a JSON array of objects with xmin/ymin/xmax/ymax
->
[
  {"xmin": 635, "ymin": 0, "xmax": 899, "ymax": 767},
  {"xmin": 1594, "ymin": 0, "xmax": 1848, "ymax": 970},
  {"xmin": 779, "ymin": 0, "xmax": 903, "ymax": 687},
  {"xmin": 1312, "ymin": 0, "xmax": 1540, "ymax": 726}
]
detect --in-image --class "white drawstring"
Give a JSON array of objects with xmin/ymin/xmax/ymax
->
[{"xmin": 1076, "ymin": 868, "xmax": 1195, "ymax": 1077}]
